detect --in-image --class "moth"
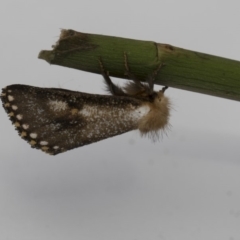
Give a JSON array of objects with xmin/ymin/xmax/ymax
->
[{"xmin": 1, "ymin": 55, "xmax": 170, "ymax": 155}]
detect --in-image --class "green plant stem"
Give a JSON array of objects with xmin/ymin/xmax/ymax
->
[{"xmin": 39, "ymin": 29, "xmax": 240, "ymax": 101}]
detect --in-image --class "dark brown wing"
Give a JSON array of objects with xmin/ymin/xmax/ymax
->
[{"xmin": 1, "ymin": 84, "xmax": 148, "ymax": 155}]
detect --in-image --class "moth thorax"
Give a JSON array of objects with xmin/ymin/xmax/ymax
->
[{"xmin": 138, "ymin": 94, "xmax": 170, "ymax": 134}]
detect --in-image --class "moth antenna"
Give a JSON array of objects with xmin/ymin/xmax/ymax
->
[
  {"xmin": 161, "ymin": 86, "xmax": 168, "ymax": 93},
  {"xmin": 98, "ymin": 58, "xmax": 126, "ymax": 96}
]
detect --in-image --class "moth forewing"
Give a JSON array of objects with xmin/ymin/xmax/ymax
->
[{"xmin": 1, "ymin": 84, "xmax": 156, "ymax": 155}]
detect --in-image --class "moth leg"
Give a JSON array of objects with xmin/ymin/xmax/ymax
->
[
  {"xmin": 124, "ymin": 52, "xmax": 144, "ymax": 89},
  {"xmin": 123, "ymin": 52, "xmax": 168, "ymax": 98},
  {"xmin": 98, "ymin": 58, "xmax": 126, "ymax": 96},
  {"xmin": 147, "ymin": 63, "xmax": 165, "ymax": 94}
]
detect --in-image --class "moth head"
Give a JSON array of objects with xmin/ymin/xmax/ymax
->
[
  {"xmin": 151, "ymin": 86, "xmax": 170, "ymax": 121},
  {"xmin": 138, "ymin": 86, "xmax": 170, "ymax": 136}
]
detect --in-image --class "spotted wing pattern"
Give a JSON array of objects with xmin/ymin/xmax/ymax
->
[{"xmin": 1, "ymin": 84, "xmax": 149, "ymax": 155}]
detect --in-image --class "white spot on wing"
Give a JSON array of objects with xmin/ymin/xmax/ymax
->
[
  {"xmin": 14, "ymin": 122, "xmax": 20, "ymax": 127},
  {"xmin": 22, "ymin": 124, "xmax": 29, "ymax": 129},
  {"xmin": 30, "ymin": 133, "xmax": 37, "ymax": 139},
  {"xmin": 80, "ymin": 108, "xmax": 91, "ymax": 117},
  {"xmin": 40, "ymin": 141, "xmax": 48, "ymax": 145},
  {"xmin": 21, "ymin": 131, "xmax": 27, "ymax": 137},
  {"xmin": 30, "ymin": 140, "xmax": 36, "ymax": 146},
  {"xmin": 42, "ymin": 146, "xmax": 49, "ymax": 151},
  {"xmin": 16, "ymin": 114, "xmax": 23, "ymax": 120},
  {"xmin": 131, "ymin": 105, "xmax": 150, "ymax": 120},
  {"xmin": 8, "ymin": 95, "xmax": 14, "ymax": 101},
  {"xmin": 12, "ymin": 105, "xmax": 18, "ymax": 110},
  {"xmin": 48, "ymin": 100, "xmax": 68, "ymax": 112},
  {"xmin": 79, "ymin": 106, "xmax": 107, "ymax": 117}
]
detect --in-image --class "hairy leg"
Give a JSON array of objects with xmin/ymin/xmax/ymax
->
[
  {"xmin": 147, "ymin": 63, "xmax": 165, "ymax": 94},
  {"xmin": 98, "ymin": 58, "xmax": 126, "ymax": 96},
  {"xmin": 123, "ymin": 52, "xmax": 144, "ymax": 89}
]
